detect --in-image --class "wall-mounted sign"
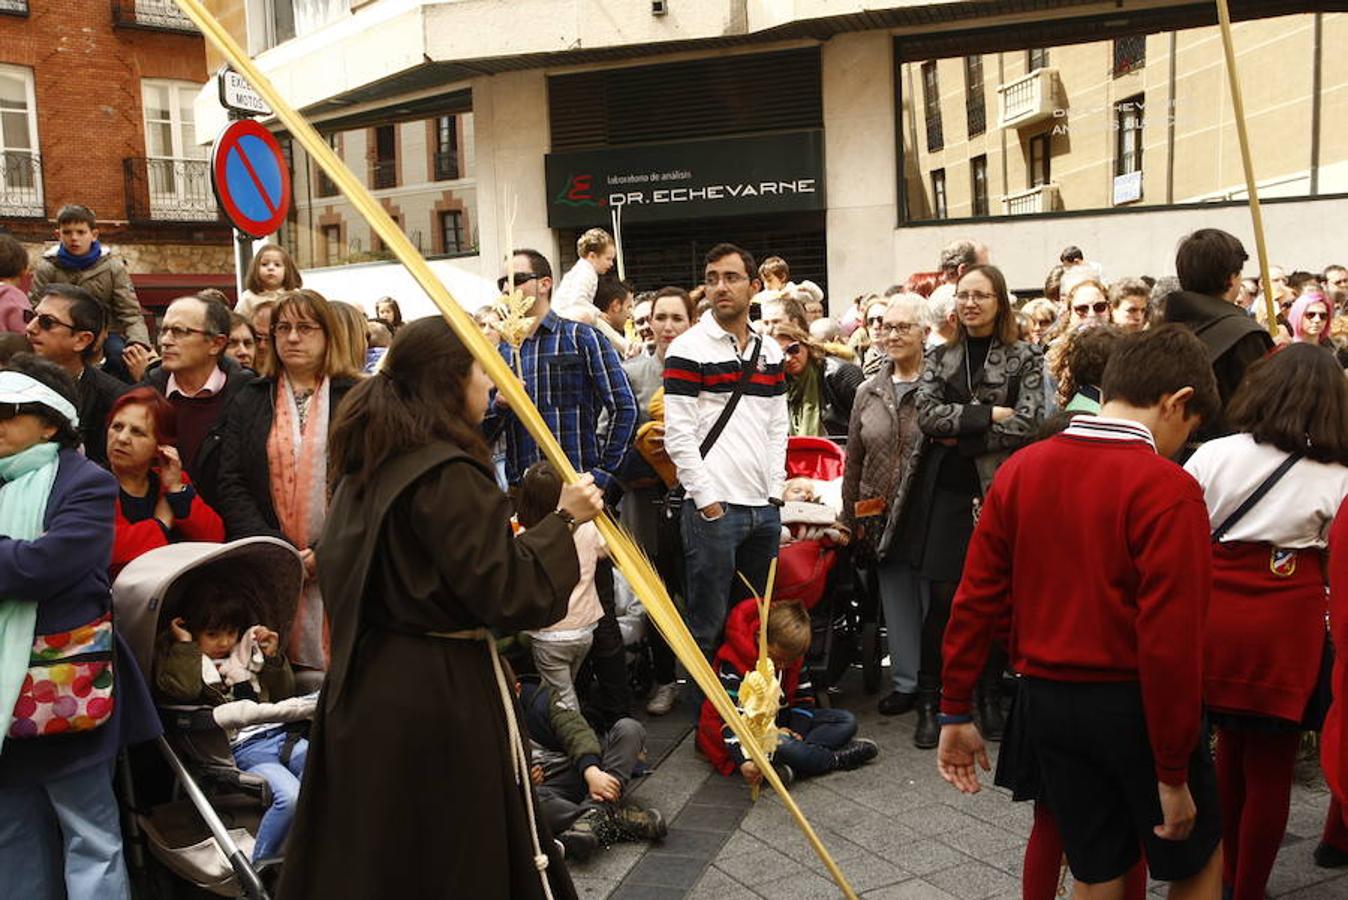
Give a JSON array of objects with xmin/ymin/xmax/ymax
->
[
  {"xmin": 545, "ymin": 130, "xmax": 825, "ymax": 228},
  {"xmin": 218, "ymin": 68, "xmax": 272, "ymax": 117},
  {"xmin": 1113, "ymin": 170, "xmax": 1143, "ymax": 205}
]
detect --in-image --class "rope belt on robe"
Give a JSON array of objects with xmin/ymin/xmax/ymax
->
[{"xmin": 426, "ymin": 627, "xmax": 555, "ymax": 900}]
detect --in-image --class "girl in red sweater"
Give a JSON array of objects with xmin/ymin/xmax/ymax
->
[
  {"xmin": 1319, "ymin": 496, "xmax": 1348, "ymax": 869},
  {"xmin": 1183, "ymin": 344, "xmax": 1348, "ymax": 900},
  {"xmin": 108, "ymin": 387, "xmax": 224, "ymax": 576}
]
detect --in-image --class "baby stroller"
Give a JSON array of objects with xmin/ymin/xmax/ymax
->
[
  {"xmin": 776, "ymin": 437, "xmax": 879, "ymax": 696},
  {"xmin": 113, "ymin": 538, "xmax": 311, "ymax": 900}
]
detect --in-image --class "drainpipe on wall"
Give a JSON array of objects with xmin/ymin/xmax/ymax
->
[
  {"xmin": 1312, "ymin": 13, "xmax": 1323, "ymax": 196},
  {"xmin": 1166, "ymin": 31, "xmax": 1177, "ymax": 204}
]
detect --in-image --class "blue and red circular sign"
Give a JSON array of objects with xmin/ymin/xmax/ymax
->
[{"xmin": 211, "ymin": 119, "xmax": 292, "ymax": 238}]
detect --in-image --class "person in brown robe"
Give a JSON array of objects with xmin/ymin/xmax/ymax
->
[{"xmin": 278, "ymin": 317, "xmax": 604, "ymax": 900}]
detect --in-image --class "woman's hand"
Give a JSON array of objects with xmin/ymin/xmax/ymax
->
[
  {"xmin": 154, "ymin": 494, "xmax": 175, "ymax": 531},
  {"xmin": 170, "ymin": 617, "xmax": 193, "ymax": 643},
  {"xmin": 991, "ymin": 406, "xmax": 1015, "ymax": 424},
  {"xmin": 299, "ymin": 548, "xmax": 318, "ymax": 579},
  {"xmin": 123, "ymin": 344, "xmax": 158, "ymax": 383},
  {"xmin": 158, "ymin": 445, "xmax": 184, "ymax": 491},
  {"xmin": 255, "ymin": 626, "xmax": 280, "ymax": 658},
  {"xmin": 558, "ymin": 474, "xmax": 604, "ymax": 525}
]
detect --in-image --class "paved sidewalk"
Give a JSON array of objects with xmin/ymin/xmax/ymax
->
[{"xmin": 568, "ymin": 683, "xmax": 1348, "ymax": 899}]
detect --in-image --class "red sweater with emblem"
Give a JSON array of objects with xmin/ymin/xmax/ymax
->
[
  {"xmin": 940, "ymin": 422, "xmax": 1212, "ymax": 785},
  {"xmin": 1322, "ymin": 498, "xmax": 1348, "ymax": 806}
]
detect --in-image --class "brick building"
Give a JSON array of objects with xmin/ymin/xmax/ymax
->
[{"xmin": 0, "ymin": 0, "xmax": 233, "ymax": 311}]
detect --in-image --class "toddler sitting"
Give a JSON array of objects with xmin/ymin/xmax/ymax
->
[
  {"xmin": 154, "ymin": 584, "xmax": 305, "ymax": 863},
  {"xmin": 780, "ymin": 477, "xmax": 849, "ymax": 545}
]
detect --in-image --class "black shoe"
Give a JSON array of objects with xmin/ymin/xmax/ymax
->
[
  {"xmin": 977, "ymin": 695, "xmax": 1005, "ymax": 743},
  {"xmin": 833, "ymin": 738, "xmax": 880, "ymax": 771},
  {"xmin": 557, "ymin": 826, "xmax": 599, "ymax": 862},
  {"xmin": 914, "ymin": 693, "xmax": 940, "ymax": 749},
  {"xmin": 1314, "ymin": 841, "xmax": 1348, "ymax": 868},
  {"xmin": 771, "ymin": 762, "xmax": 796, "ymax": 790},
  {"xmin": 878, "ymin": 690, "xmax": 917, "ymax": 716}
]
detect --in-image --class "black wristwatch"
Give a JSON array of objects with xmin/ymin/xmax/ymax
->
[{"xmin": 554, "ymin": 508, "xmax": 577, "ymax": 532}]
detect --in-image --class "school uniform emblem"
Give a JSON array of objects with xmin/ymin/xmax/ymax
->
[{"xmin": 1269, "ymin": 548, "xmax": 1297, "ymax": 578}]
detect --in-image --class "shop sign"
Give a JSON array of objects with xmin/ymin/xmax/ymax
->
[{"xmin": 545, "ymin": 130, "xmax": 825, "ymax": 228}]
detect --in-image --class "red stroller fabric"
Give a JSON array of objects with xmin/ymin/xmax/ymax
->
[{"xmin": 776, "ymin": 437, "xmax": 846, "ymax": 609}]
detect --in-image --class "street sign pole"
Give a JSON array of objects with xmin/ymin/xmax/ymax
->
[{"xmin": 216, "ymin": 66, "xmax": 277, "ymax": 301}]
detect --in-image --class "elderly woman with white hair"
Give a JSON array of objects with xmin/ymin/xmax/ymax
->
[{"xmin": 841, "ymin": 294, "xmax": 932, "ymax": 717}]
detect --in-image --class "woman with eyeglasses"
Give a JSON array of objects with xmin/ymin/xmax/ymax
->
[
  {"xmin": 1288, "ymin": 292, "xmax": 1348, "ymax": 367},
  {"xmin": 1020, "ymin": 298, "xmax": 1057, "ymax": 346},
  {"xmin": 0, "ymin": 354, "xmax": 161, "ymax": 900},
  {"xmin": 907, "ymin": 264, "xmax": 1045, "ymax": 749},
  {"xmin": 217, "ymin": 289, "xmax": 361, "ymax": 671},
  {"xmin": 107, "ymin": 387, "xmax": 224, "ymax": 577},
  {"xmin": 770, "ymin": 322, "xmax": 863, "ymax": 438}
]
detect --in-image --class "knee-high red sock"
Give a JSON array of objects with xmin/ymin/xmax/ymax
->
[
  {"xmin": 1324, "ymin": 796, "xmax": 1348, "ymax": 851},
  {"xmin": 1215, "ymin": 728, "xmax": 1247, "ymax": 888},
  {"xmin": 1230, "ymin": 730, "xmax": 1298, "ymax": 900},
  {"xmin": 1122, "ymin": 859, "xmax": 1147, "ymax": 900},
  {"xmin": 1023, "ymin": 803, "xmax": 1065, "ymax": 900}
]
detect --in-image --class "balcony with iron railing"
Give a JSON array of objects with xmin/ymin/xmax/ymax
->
[
  {"xmin": 997, "ymin": 68, "xmax": 1062, "ymax": 130},
  {"xmin": 966, "ymin": 96, "xmax": 986, "ymax": 138},
  {"xmin": 432, "ymin": 150, "xmax": 460, "ymax": 182},
  {"xmin": 0, "ymin": 151, "xmax": 44, "ymax": 218},
  {"xmin": 1002, "ymin": 183, "xmax": 1058, "ymax": 216},
  {"xmin": 372, "ymin": 160, "xmax": 398, "ymax": 190},
  {"xmin": 124, "ymin": 157, "xmax": 221, "ymax": 223},
  {"xmin": 0, "ymin": 0, "xmax": 28, "ymax": 17},
  {"xmin": 111, "ymin": 0, "xmax": 199, "ymax": 33},
  {"xmin": 925, "ymin": 115, "xmax": 944, "ymax": 153}
]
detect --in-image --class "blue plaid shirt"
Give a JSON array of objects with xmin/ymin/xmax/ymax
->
[{"xmin": 485, "ymin": 309, "xmax": 637, "ymax": 489}]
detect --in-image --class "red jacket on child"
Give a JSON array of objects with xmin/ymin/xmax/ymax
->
[
  {"xmin": 112, "ymin": 472, "xmax": 225, "ymax": 577},
  {"xmin": 1322, "ymin": 498, "xmax": 1348, "ymax": 807},
  {"xmin": 941, "ymin": 416, "xmax": 1212, "ymax": 785},
  {"xmin": 697, "ymin": 597, "xmax": 813, "ymax": 776}
]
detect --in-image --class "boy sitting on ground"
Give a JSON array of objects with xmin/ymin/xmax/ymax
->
[
  {"xmin": 519, "ymin": 678, "xmax": 666, "ymax": 862},
  {"xmin": 154, "ymin": 584, "xmax": 305, "ymax": 863},
  {"xmin": 697, "ymin": 597, "xmax": 877, "ymax": 788}
]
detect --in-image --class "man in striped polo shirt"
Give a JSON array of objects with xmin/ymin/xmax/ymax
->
[{"xmin": 664, "ymin": 243, "xmax": 788, "ymax": 658}]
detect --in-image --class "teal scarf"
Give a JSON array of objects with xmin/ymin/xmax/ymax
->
[{"xmin": 0, "ymin": 442, "xmax": 61, "ymax": 752}]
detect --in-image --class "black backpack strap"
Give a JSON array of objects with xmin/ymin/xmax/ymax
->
[
  {"xmin": 697, "ymin": 336, "xmax": 762, "ymax": 458},
  {"xmin": 1211, "ymin": 452, "xmax": 1303, "ymax": 542}
]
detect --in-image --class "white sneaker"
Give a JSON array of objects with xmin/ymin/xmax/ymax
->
[{"xmin": 645, "ymin": 682, "xmax": 679, "ymax": 716}]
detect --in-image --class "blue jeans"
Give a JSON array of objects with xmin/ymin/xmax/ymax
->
[
  {"xmin": 876, "ymin": 554, "xmax": 929, "ymax": 694},
  {"xmin": 233, "ymin": 729, "xmax": 308, "ymax": 861},
  {"xmin": 681, "ymin": 502, "xmax": 781, "ymax": 658},
  {"xmin": 773, "ymin": 707, "xmax": 858, "ymax": 777},
  {"xmin": 0, "ymin": 759, "xmax": 131, "ymax": 900}
]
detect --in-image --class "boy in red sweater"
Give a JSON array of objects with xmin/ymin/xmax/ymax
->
[{"xmin": 936, "ymin": 325, "xmax": 1224, "ymax": 899}]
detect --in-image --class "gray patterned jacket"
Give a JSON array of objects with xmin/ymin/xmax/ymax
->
[{"xmin": 914, "ymin": 337, "xmax": 1045, "ymax": 493}]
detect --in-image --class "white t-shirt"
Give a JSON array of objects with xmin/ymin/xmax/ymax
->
[
  {"xmin": 530, "ymin": 521, "xmax": 605, "ymax": 638},
  {"xmin": 1184, "ymin": 433, "xmax": 1348, "ymax": 548}
]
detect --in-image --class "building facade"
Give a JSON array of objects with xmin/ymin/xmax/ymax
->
[
  {"xmin": 0, "ymin": 0, "xmax": 233, "ymax": 307},
  {"xmin": 195, "ymin": 0, "xmax": 1348, "ymax": 311}
]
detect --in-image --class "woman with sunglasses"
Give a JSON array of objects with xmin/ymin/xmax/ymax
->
[
  {"xmin": 1288, "ymin": 292, "xmax": 1348, "ymax": 367},
  {"xmin": 907, "ymin": 264, "xmax": 1045, "ymax": 748},
  {"xmin": 770, "ymin": 322, "xmax": 863, "ymax": 438},
  {"xmin": 217, "ymin": 290, "xmax": 361, "ymax": 671},
  {"xmin": 0, "ymin": 354, "xmax": 160, "ymax": 900}
]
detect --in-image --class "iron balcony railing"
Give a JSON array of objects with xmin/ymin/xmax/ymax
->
[
  {"xmin": 0, "ymin": 151, "xmax": 44, "ymax": 218},
  {"xmin": 372, "ymin": 160, "xmax": 397, "ymax": 190},
  {"xmin": 125, "ymin": 157, "xmax": 220, "ymax": 222},
  {"xmin": 432, "ymin": 150, "xmax": 459, "ymax": 182}
]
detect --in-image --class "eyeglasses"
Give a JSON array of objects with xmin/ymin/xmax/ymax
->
[
  {"xmin": 22, "ymin": 310, "xmax": 78, "ymax": 333},
  {"xmin": 274, "ymin": 321, "xmax": 323, "ymax": 338},
  {"xmin": 867, "ymin": 316, "xmax": 886, "ymax": 327},
  {"xmin": 497, "ymin": 271, "xmax": 540, "ymax": 292},
  {"xmin": 1072, "ymin": 301, "xmax": 1109, "ymax": 316},
  {"xmin": 704, "ymin": 272, "xmax": 749, "ymax": 287},
  {"xmin": 879, "ymin": 322, "xmax": 919, "ymax": 336},
  {"xmin": 783, "ymin": 342, "xmax": 804, "ymax": 356},
  {"xmin": 955, "ymin": 291, "xmax": 996, "ymax": 304},
  {"xmin": 159, "ymin": 325, "xmax": 211, "ymax": 341},
  {"xmin": 1304, "ymin": 310, "xmax": 1329, "ymax": 321},
  {"xmin": 634, "ymin": 317, "xmax": 650, "ymax": 327}
]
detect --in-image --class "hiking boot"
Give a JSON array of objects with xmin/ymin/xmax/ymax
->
[
  {"xmin": 770, "ymin": 762, "xmax": 796, "ymax": 790},
  {"xmin": 976, "ymin": 695, "xmax": 1006, "ymax": 743},
  {"xmin": 557, "ymin": 825, "xmax": 599, "ymax": 863},
  {"xmin": 1314, "ymin": 841, "xmax": 1348, "ymax": 868},
  {"xmin": 645, "ymin": 682, "xmax": 679, "ymax": 716},
  {"xmin": 914, "ymin": 691, "xmax": 940, "ymax": 750},
  {"xmin": 594, "ymin": 804, "xmax": 667, "ymax": 844},
  {"xmin": 878, "ymin": 690, "xmax": 917, "ymax": 716},
  {"xmin": 833, "ymin": 738, "xmax": 880, "ymax": 771}
]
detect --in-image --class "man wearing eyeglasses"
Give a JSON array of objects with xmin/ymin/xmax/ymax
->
[
  {"xmin": 141, "ymin": 295, "xmax": 251, "ymax": 506},
  {"xmin": 26, "ymin": 284, "xmax": 127, "ymax": 466},
  {"xmin": 664, "ymin": 243, "xmax": 788, "ymax": 659}
]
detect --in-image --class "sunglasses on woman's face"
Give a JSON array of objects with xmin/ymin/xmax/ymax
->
[
  {"xmin": 784, "ymin": 342, "xmax": 804, "ymax": 356},
  {"xmin": 1073, "ymin": 301, "xmax": 1109, "ymax": 316},
  {"xmin": 0, "ymin": 402, "xmax": 41, "ymax": 421},
  {"xmin": 1304, "ymin": 310, "xmax": 1329, "ymax": 321}
]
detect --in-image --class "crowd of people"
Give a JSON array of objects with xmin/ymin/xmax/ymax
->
[{"xmin": 0, "ymin": 201, "xmax": 1346, "ymax": 900}]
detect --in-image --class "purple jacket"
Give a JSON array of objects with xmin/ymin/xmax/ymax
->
[{"xmin": 0, "ymin": 449, "xmax": 160, "ymax": 786}]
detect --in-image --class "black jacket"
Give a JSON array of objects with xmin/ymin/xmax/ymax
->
[
  {"xmin": 142, "ymin": 355, "xmax": 252, "ymax": 508},
  {"xmin": 78, "ymin": 364, "xmax": 129, "ymax": 467},
  {"xmin": 215, "ymin": 375, "xmax": 356, "ymax": 542},
  {"xmin": 1163, "ymin": 290, "xmax": 1273, "ymax": 440},
  {"xmin": 819, "ymin": 356, "xmax": 864, "ymax": 438}
]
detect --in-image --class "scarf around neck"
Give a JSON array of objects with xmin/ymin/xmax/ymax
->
[
  {"xmin": 787, "ymin": 360, "xmax": 824, "ymax": 437},
  {"xmin": 0, "ymin": 442, "xmax": 62, "ymax": 751},
  {"xmin": 56, "ymin": 241, "xmax": 103, "ymax": 271}
]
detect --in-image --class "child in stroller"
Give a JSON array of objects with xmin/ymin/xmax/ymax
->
[{"xmin": 152, "ymin": 573, "xmax": 306, "ymax": 864}]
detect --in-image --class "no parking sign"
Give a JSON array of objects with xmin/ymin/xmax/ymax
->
[{"xmin": 211, "ymin": 119, "xmax": 292, "ymax": 238}]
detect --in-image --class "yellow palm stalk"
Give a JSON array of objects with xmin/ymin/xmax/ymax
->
[
  {"xmin": 736, "ymin": 562, "xmax": 781, "ymax": 801},
  {"xmin": 171, "ymin": 3, "xmax": 856, "ymax": 895}
]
